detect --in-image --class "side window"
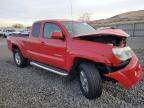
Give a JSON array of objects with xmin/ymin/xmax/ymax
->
[
  {"xmin": 44, "ymin": 23, "xmax": 61, "ymax": 38},
  {"xmin": 32, "ymin": 23, "xmax": 41, "ymax": 37}
]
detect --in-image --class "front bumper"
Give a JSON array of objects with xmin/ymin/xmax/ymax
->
[{"xmin": 105, "ymin": 53, "xmax": 142, "ymax": 88}]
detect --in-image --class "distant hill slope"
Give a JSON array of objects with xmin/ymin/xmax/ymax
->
[{"xmin": 89, "ymin": 10, "xmax": 144, "ymax": 25}]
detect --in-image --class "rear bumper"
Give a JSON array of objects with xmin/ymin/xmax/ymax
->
[{"xmin": 105, "ymin": 54, "xmax": 142, "ymax": 88}]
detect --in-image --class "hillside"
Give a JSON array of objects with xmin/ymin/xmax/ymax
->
[{"xmin": 89, "ymin": 10, "xmax": 144, "ymax": 25}]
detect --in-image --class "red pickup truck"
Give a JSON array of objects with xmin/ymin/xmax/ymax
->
[{"xmin": 7, "ymin": 20, "xmax": 142, "ymax": 99}]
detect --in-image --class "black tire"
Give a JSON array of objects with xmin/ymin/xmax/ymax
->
[
  {"xmin": 78, "ymin": 62, "xmax": 102, "ymax": 99},
  {"xmin": 13, "ymin": 49, "xmax": 29, "ymax": 68}
]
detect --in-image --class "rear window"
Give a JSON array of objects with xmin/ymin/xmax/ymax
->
[{"xmin": 32, "ymin": 23, "xmax": 41, "ymax": 37}]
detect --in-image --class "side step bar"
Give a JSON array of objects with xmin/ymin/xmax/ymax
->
[{"xmin": 30, "ymin": 61, "xmax": 68, "ymax": 76}]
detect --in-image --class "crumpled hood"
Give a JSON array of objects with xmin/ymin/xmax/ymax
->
[{"xmin": 73, "ymin": 28, "xmax": 129, "ymax": 38}]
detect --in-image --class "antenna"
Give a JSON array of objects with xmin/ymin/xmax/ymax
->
[
  {"xmin": 69, "ymin": 0, "xmax": 74, "ymax": 36},
  {"xmin": 70, "ymin": 0, "xmax": 73, "ymax": 20}
]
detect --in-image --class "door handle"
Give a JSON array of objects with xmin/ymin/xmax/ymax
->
[{"xmin": 41, "ymin": 41, "xmax": 45, "ymax": 44}]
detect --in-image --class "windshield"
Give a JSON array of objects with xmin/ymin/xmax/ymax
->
[{"xmin": 62, "ymin": 21, "xmax": 96, "ymax": 36}]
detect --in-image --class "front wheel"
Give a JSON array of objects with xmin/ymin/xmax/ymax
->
[
  {"xmin": 13, "ymin": 49, "xmax": 29, "ymax": 68},
  {"xmin": 78, "ymin": 62, "xmax": 102, "ymax": 99}
]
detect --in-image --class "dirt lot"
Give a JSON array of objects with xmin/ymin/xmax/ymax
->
[{"xmin": 0, "ymin": 38, "xmax": 144, "ymax": 108}]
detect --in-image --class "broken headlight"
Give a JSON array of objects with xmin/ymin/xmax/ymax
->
[{"xmin": 112, "ymin": 46, "xmax": 132, "ymax": 61}]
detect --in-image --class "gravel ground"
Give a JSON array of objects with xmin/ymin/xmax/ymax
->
[{"xmin": 0, "ymin": 38, "xmax": 144, "ymax": 108}]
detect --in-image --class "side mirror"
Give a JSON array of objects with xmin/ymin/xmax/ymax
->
[{"xmin": 51, "ymin": 31, "xmax": 63, "ymax": 39}]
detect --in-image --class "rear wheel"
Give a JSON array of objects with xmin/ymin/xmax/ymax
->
[
  {"xmin": 78, "ymin": 62, "xmax": 102, "ymax": 99},
  {"xmin": 13, "ymin": 49, "xmax": 29, "ymax": 68}
]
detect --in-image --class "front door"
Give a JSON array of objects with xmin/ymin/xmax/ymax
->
[{"xmin": 40, "ymin": 22, "xmax": 66, "ymax": 69}]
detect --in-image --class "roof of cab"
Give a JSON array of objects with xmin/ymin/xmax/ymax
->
[{"xmin": 34, "ymin": 19, "xmax": 77, "ymax": 23}]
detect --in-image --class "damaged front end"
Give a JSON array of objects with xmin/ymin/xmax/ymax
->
[
  {"xmin": 104, "ymin": 53, "xmax": 142, "ymax": 88},
  {"xmin": 74, "ymin": 28, "xmax": 142, "ymax": 88},
  {"xmin": 74, "ymin": 27, "xmax": 129, "ymax": 47},
  {"xmin": 76, "ymin": 35, "xmax": 127, "ymax": 47}
]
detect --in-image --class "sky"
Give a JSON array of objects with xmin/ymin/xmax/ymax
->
[{"xmin": 0, "ymin": 0, "xmax": 144, "ymax": 27}]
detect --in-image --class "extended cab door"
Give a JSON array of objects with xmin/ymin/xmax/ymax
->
[
  {"xmin": 28, "ymin": 22, "xmax": 43, "ymax": 62},
  {"xmin": 40, "ymin": 22, "xmax": 66, "ymax": 69}
]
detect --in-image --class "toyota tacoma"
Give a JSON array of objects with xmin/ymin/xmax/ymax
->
[{"xmin": 7, "ymin": 20, "xmax": 142, "ymax": 99}]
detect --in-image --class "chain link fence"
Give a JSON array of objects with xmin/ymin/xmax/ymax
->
[{"xmin": 91, "ymin": 21, "xmax": 144, "ymax": 37}]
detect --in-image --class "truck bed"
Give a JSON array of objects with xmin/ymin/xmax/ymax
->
[{"xmin": 10, "ymin": 33, "xmax": 29, "ymax": 37}]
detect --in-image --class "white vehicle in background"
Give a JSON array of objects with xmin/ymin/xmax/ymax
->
[
  {"xmin": 3, "ymin": 30, "xmax": 21, "ymax": 38},
  {"xmin": 0, "ymin": 29, "xmax": 5, "ymax": 37},
  {"xmin": 3, "ymin": 30, "xmax": 16, "ymax": 38},
  {"xmin": 0, "ymin": 30, "xmax": 2, "ymax": 35},
  {"xmin": 0, "ymin": 27, "xmax": 30, "ymax": 38},
  {"xmin": 20, "ymin": 30, "xmax": 30, "ymax": 36},
  {"xmin": 0, "ymin": 30, "xmax": 2, "ymax": 33},
  {"xmin": 8, "ymin": 31, "xmax": 21, "ymax": 36}
]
